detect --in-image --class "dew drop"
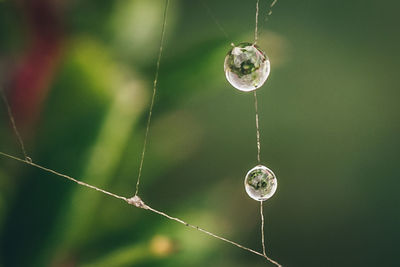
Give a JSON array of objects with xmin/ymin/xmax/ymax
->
[
  {"xmin": 244, "ymin": 165, "xmax": 277, "ymax": 201},
  {"xmin": 224, "ymin": 42, "xmax": 270, "ymax": 92}
]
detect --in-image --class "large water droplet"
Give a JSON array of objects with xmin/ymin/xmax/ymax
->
[{"xmin": 224, "ymin": 42, "xmax": 270, "ymax": 92}]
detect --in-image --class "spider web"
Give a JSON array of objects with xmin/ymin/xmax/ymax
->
[{"xmin": 0, "ymin": 0, "xmax": 281, "ymax": 266}]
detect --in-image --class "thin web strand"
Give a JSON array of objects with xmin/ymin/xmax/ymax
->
[
  {"xmin": 0, "ymin": 151, "xmax": 282, "ymax": 266},
  {"xmin": 257, "ymin": 0, "xmax": 279, "ymax": 42},
  {"xmin": 254, "ymin": 0, "xmax": 260, "ymax": 43},
  {"xmin": 0, "ymin": 152, "xmax": 127, "ymax": 202},
  {"xmin": 146, "ymin": 205, "xmax": 281, "ymax": 266},
  {"xmin": 260, "ymin": 201, "xmax": 267, "ymax": 256},
  {"xmin": 253, "ymin": 91, "xmax": 261, "ymax": 163},
  {"xmin": 135, "ymin": 0, "xmax": 169, "ymax": 196},
  {"xmin": 0, "ymin": 89, "xmax": 31, "ymax": 163},
  {"xmin": 268, "ymin": 0, "xmax": 278, "ymax": 16},
  {"xmin": 199, "ymin": 0, "xmax": 229, "ymax": 39},
  {"xmin": 254, "ymin": 0, "xmax": 266, "ymax": 260}
]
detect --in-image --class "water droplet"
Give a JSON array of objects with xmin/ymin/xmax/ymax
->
[
  {"xmin": 25, "ymin": 157, "xmax": 32, "ymax": 163},
  {"xmin": 224, "ymin": 42, "xmax": 270, "ymax": 92},
  {"xmin": 244, "ymin": 165, "xmax": 277, "ymax": 201}
]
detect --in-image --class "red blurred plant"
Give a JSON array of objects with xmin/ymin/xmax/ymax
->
[{"xmin": 10, "ymin": 0, "xmax": 64, "ymax": 133}]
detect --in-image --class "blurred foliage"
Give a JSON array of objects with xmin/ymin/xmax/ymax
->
[{"xmin": 1, "ymin": 0, "xmax": 399, "ymax": 266}]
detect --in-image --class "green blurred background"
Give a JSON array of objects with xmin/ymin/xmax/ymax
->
[{"xmin": 0, "ymin": 0, "xmax": 399, "ymax": 266}]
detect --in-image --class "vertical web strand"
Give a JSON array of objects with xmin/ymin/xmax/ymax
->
[
  {"xmin": 0, "ymin": 88, "xmax": 31, "ymax": 162},
  {"xmin": 135, "ymin": 0, "xmax": 169, "ymax": 196},
  {"xmin": 254, "ymin": 0, "xmax": 260, "ymax": 44},
  {"xmin": 254, "ymin": 0, "xmax": 264, "ymax": 262},
  {"xmin": 260, "ymin": 200, "xmax": 267, "ymax": 256},
  {"xmin": 254, "ymin": 91, "xmax": 261, "ymax": 164}
]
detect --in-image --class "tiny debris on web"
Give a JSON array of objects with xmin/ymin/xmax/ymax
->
[{"xmin": 126, "ymin": 195, "xmax": 149, "ymax": 210}]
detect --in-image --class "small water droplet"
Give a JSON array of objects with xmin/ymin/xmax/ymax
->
[{"xmin": 244, "ymin": 165, "xmax": 277, "ymax": 201}]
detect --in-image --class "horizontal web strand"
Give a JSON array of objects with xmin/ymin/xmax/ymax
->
[{"xmin": 0, "ymin": 151, "xmax": 281, "ymax": 266}]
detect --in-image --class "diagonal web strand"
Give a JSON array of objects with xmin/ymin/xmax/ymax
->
[
  {"xmin": 199, "ymin": 0, "xmax": 229, "ymax": 39},
  {"xmin": 268, "ymin": 0, "xmax": 278, "ymax": 16},
  {"xmin": 258, "ymin": 0, "xmax": 280, "ymax": 38},
  {"xmin": 0, "ymin": 151, "xmax": 281, "ymax": 266},
  {"xmin": 135, "ymin": 0, "xmax": 169, "ymax": 196},
  {"xmin": 0, "ymin": 88, "xmax": 31, "ymax": 163},
  {"xmin": 0, "ymin": 152, "xmax": 127, "ymax": 202}
]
